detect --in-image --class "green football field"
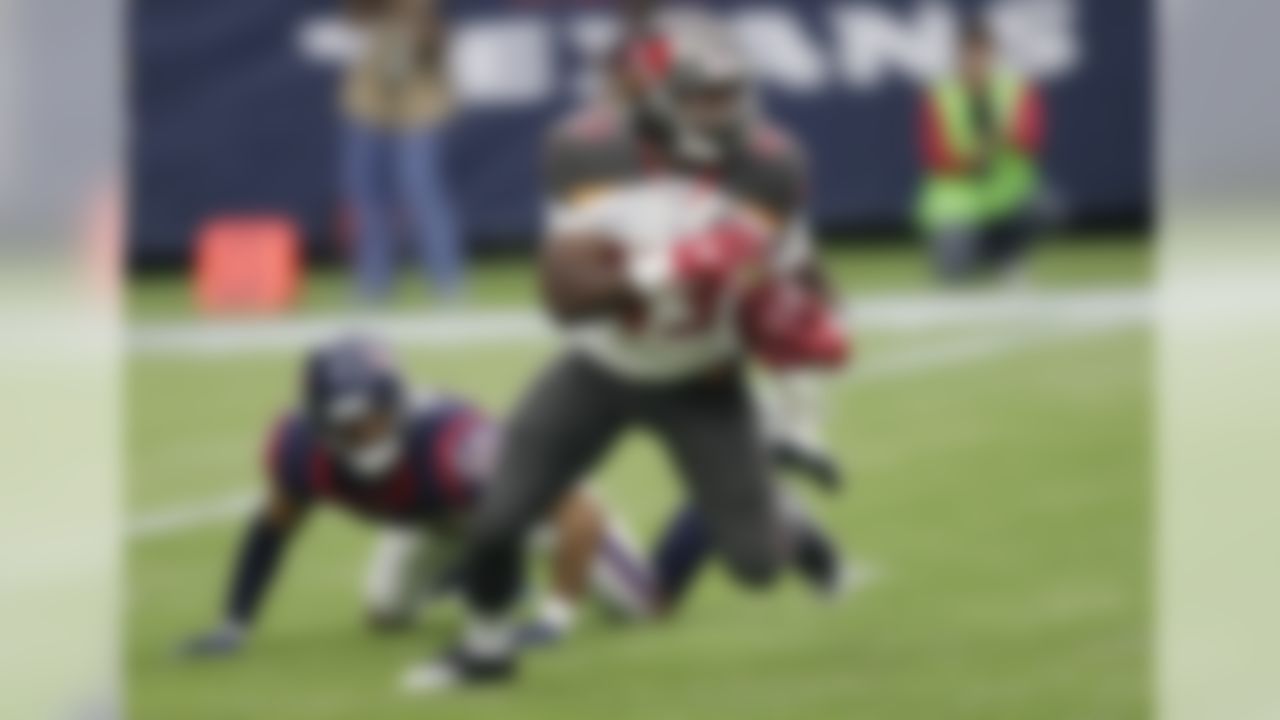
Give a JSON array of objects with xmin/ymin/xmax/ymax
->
[{"xmin": 128, "ymin": 241, "xmax": 1151, "ymax": 719}]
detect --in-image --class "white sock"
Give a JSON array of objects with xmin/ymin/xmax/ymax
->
[
  {"xmin": 537, "ymin": 594, "xmax": 577, "ymax": 634},
  {"xmin": 462, "ymin": 611, "xmax": 514, "ymax": 660}
]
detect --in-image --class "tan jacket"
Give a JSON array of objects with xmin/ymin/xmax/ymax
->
[{"xmin": 342, "ymin": 4, "xmax": 451, "ymax": 129}]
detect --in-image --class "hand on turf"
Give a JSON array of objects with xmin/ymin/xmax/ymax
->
[{"xmin": 181, "ymin": 622, "xmax": 246, "ymax": 659}]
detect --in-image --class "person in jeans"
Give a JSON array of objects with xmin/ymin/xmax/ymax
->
[
  {"xmin": 916, "ymin": 19, "xmax": 1050, "ymax": 282},
  {"xmin": 341, "ymin": 0, "xmax": 463, "ymax": 301}
]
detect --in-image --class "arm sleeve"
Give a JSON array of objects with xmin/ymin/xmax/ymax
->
[
  {"xmin": 224, "ymin": 512, "xmax": 296, "ymax": 627},
  {"xmin": 221, "ymin": 416, "xmax": 312, "ymax": 627},
  {"xmin": 920, "ymin": 95, "xmax": 966, "ymax": 173},
  {"xmin": 263, "ymin": 415, "xmax": 315, "ymax": 505},
  {"xmin": 1012, "ymin": 85, "xmax": 1046, "ymax": 156}
]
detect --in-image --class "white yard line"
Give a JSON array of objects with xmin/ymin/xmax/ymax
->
[
  {"xmin": 848, "ymin": 312, "xmax": 1137, "ymax": 384},
  {"xmin": 128, "ymin": 293, "xmax": 1147, "ymax": 543},
  {"xmin": 130, "ymin": 287, "xmax": 1149, "ymax": 357},
  {"xmin": 129, "ymin": 492, "xmax": 258, "ymax": 541}
]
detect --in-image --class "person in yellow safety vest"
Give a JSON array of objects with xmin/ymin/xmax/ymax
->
[{"xmin": 916, "ymin": 20, "xmax": 1047, "ymax": 282}]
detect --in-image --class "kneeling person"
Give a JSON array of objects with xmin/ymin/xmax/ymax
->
[{"xmin": 183, "ymin": 336, "xmax": 652, "ymax": 657}]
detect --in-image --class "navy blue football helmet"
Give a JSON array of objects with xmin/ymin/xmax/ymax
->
[{"xmin": 303, "ymin": 335, "xmax": 407, "ymax": 480}]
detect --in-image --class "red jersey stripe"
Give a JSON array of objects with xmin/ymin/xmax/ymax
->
[{"xmin": 432, "ymin": 412, "xmax": 478, "ymax": 509}]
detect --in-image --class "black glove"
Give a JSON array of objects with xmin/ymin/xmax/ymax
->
[{"xmin": 772, "ymin": 441, "xmax": 845, "ymax": 494}]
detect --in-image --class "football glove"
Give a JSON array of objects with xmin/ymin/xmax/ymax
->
[{"xmin": 739, "ymin": 281, "xmax": 850, "ymax": 369}]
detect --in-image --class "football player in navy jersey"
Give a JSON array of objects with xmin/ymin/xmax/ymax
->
[{"xmin": 182, "ymin": 335, "xmax": 654, "ymax": 657}]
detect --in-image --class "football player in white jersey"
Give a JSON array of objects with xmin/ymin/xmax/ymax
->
[{"xmin": 403, "ymin": 12, "xmax": 849, "ymax": 691}]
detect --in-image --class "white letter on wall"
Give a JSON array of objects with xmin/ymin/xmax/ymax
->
[
  {"xmin": 831, "ymin": 2, "xmax": 955, "ymax": 89},
  {"xmin": 450, "ymin": 19, "xmax": 554, "ymax": 107},
  {"xmin": 989, "ymin": 0, "xmax": 1082, "ymax": 80},
  {"xmin": 729, "ymin": 8, "xmax": 829, "ymax": 94}
]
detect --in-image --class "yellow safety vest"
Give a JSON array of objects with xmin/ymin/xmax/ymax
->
[{"xmin": 916, "ymin": 71, "xmax": 1039, "ymax": 230}]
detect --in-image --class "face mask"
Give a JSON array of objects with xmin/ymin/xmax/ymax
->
[
  {"xmin": 674, "ymin": 125, "xmax": 722, "ymax": 164},
  {"xmin": 346, "ymin": 435, "xmax": 402, "ymax": 482},
  {"xmin": 670, "ymin": 90, "xmax": 751, "ymax": 166}
]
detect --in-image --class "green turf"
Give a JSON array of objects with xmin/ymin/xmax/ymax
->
[
  {"xmin": 129, "ymin": 236, "xmax": 1149, "ymax": 320},
  {"xmin": 128, "ymin": 243, "xmax": 1150, "ymax": 719}
]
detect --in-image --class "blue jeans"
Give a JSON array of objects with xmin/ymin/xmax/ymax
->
[
  {"xmin": 930, "ymin": 191, "xmax": 1050, "ymax": 282},
  {"xmin": 342, "ymin": 121, "xmax": 464, "ymax": 300}
]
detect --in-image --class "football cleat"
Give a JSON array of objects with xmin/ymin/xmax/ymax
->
[{"xmin": 400, "ymin": 646, "xmax": 516, "ymax": 694}]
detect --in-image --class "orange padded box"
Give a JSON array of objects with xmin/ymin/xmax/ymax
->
[{"xmin": 194, "ymin": 215, "xmax": 301, "ymax": 315}]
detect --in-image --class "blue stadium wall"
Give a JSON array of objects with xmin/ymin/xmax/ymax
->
[{"xmin": 131, "ymin": 0, "xmax": 1151, "ymax": 264}]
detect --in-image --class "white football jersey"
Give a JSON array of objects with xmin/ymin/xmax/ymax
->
[{"xmin": 547, "ymin": 177, "xmax": 756, "ymax": 382}]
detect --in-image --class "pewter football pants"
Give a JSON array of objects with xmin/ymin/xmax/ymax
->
[{"xmin": 462, "ymin": 353, "xmax": 784, "ymax": 615}]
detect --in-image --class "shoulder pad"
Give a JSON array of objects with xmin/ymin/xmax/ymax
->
[
  {"xmin": 545, "ymin": 105, "xmax": 638, "ymax": 200},
  {"xmin": 735, "ymin": 122, "xmax": 809, "ymax": 217},
  {"xmin": 263, "ymin": 413, "xmax": 316, "ymax": 503}
]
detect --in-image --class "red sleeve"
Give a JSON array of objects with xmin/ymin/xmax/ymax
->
[
  {"xmin": 739, "ymin": 280, "xmax": 851, "ymax": 371},
  {"xmin": 1012, "ymin": 85, "xmax": 1045, "ymax": 155},
  {"xmin": 920, "ymin": 95, "xmax": 966, "ymax": 174}
]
